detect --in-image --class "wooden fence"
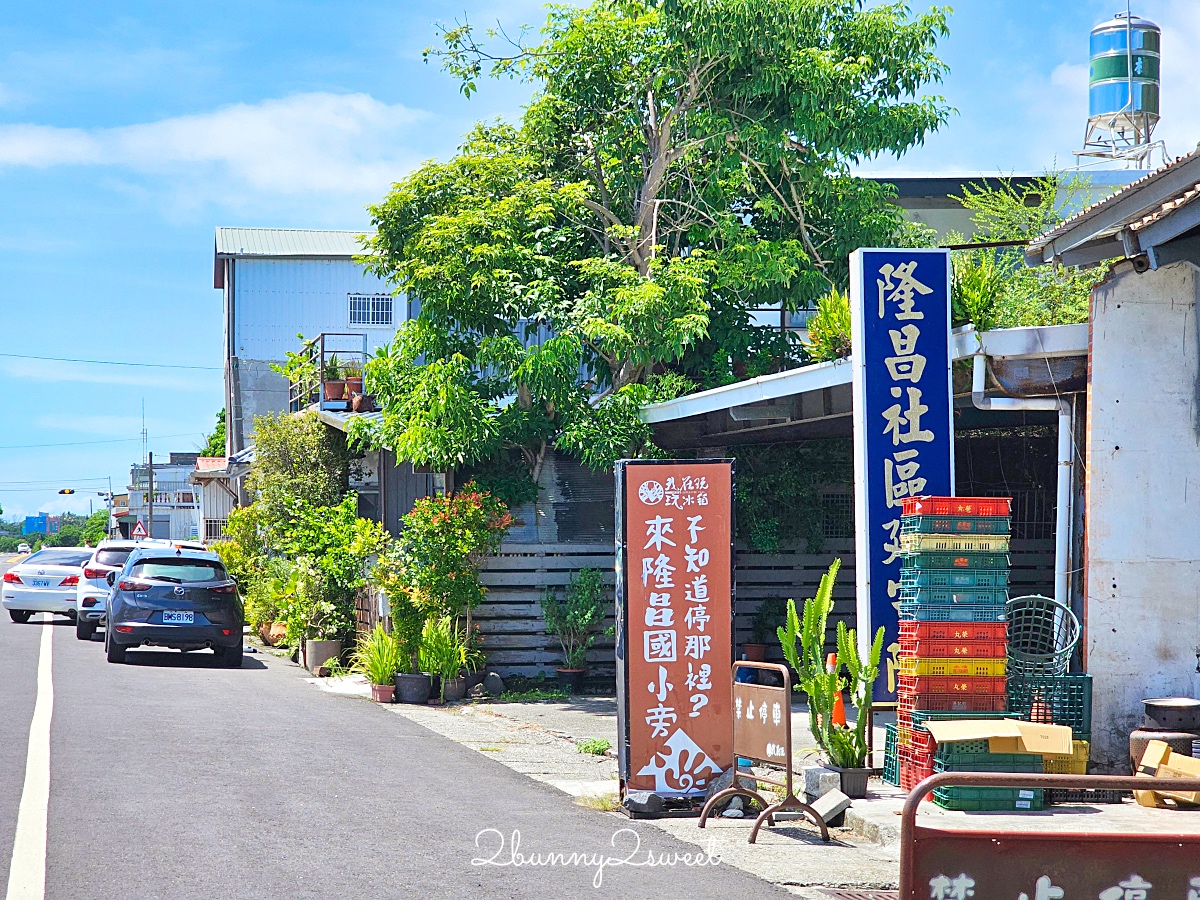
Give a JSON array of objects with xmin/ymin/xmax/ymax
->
[{"xmin": 473, "ymin": 540, "xmax": 1055, "ymax": 680}]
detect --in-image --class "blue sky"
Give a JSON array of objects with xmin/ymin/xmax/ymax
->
[{"xmin": 1, "ymin": 0, "xmax": 1197, "ymax": 520}]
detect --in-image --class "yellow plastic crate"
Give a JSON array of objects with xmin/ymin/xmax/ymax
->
[
  {"xmin": 1043, "ymin": 740, "xmax": 1090, "ymax": 775},
  {"xmin": 900, "ymin": 533, "xmax": 1011, "ymax": 553},
  {"xmin": 899, "ymin": 656, "xmax": 1007, "ymax": 677}
]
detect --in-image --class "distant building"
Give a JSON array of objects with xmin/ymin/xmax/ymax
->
[
  {"xmin": 213, "ymin": 228, "xmax": 408, "ymax": 456},
  {"xmin": 22, "ymin": 514, "xmax": 60, "ymax": 536},
  {"xmin": 124, "ymin": 452, "xmax": 201, "ymax": 540},
  {"xmin": 189, "ymin": 456, "xmax": 237, "ymax": 543}
]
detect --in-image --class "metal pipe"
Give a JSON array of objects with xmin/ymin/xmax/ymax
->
[{"xmin": 971, "ymin": 353, "xmax": 1073, "ymax": 609}]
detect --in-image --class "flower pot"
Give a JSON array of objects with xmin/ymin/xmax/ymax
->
[
  {"xmin": 441, "ymin": 676, "xmax": 467, "ymax": 702},
  {"xmin": 351, "ymin": 393, "xmax": 376, "ymax": 413},
  {"xmin": 258, "ymin": 621, "xmax": 287, "ymax": 646},
  {"xmin": 828, "ymin": 765, "xmax": 871, "ymax": 799},
  {"xmin": 323, "ymin": 379, "xmax": 347, "ymax": 401},
  {"xmin": 556, "ymin": 668, "xmax": 585, "ymax": 694},
  {"xmin": 305, "ymin": 639, "xmax": 342, "ymax": 674},
  {"xmin": 371, "ymin": 683, "xmax": 395, "ymax": 703},
  {"xmin": 344, "ymin": 376, "xmax": 363, "ymax": 396},
  {"xmin": 394, "ymin": 673, "xmax": 433, "ymax": 704},
  {"xmin": 741, "ymin": 643, "xmax": 768, "ymax": 662}
]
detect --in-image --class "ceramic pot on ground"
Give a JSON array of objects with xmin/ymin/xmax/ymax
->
[
  {"xmin": 304, "ymin": 639, "xmax": 342, "ymax": 674},
  {"xmin": 741, "ymin": 644, "xmax": 768, "ymax": 662},
  {"xmin": 441, "ymin": 676, "xmax": 467, "ymax": 702},
  {"xmin": 394, "ymin": 673, "xmax": 433, "ymax": 704},
  {"xmin": 828, "ymin": 765, "xmax": 870, "ymax": 799},
  {"xmin": 556, "ymin": 668, "xmax": 585, "ymax": 694},
  {"xmin": 371, "ymin": 683, "xmax": 395, "ymax": 703},
  {"xmin": 323, "ymin": 380, "xmax": 347, "ymax": 401}
]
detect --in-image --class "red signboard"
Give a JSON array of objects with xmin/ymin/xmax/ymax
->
[{"xmin": 615, "ymin": 460, "xmax": 734, "ymax": 797}]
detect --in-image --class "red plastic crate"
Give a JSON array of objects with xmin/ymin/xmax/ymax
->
[
  {"xmin": 899, "ymin": 621, "xmax": 1008, "ymax": 643},
  {"xmin": 912, "ymin": 727, "xmax": 936, "ymax": 755},
  {"xmin": 900, "ymin": 758, "xmax": 935, "ymax": 792},
  {"xmin": 898, "ymin": 636, "xmax": 1008, "ymax": 659},
  {"xmin": 901, "ymin": 496, "xmax": 1012, "ymax": 517},
  {"xmin": 898, "ymin": 692, "xmax": 1008, "ymax": 713},
  {"xmin": 899, "ymin": 674, "xmax": 1007, "ymax": 695}
]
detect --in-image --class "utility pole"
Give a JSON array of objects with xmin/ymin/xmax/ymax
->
[{"xmin": 147, "ymin": 450, "xmax": 154, "ymax": 540}]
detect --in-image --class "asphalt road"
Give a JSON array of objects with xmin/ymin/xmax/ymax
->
[{"xmin": 0, "ymin": 555, "xmax": 785, "ymax": 900}]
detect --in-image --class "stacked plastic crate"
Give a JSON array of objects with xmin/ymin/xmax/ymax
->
[{"xmin": 892, "ymin": 496, "xmax": 1013, "ymax": 792}]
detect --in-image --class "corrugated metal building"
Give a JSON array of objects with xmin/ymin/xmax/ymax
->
[{"xmin": 213, "ymin": 228, "xmax": 406, "ymax": 454}]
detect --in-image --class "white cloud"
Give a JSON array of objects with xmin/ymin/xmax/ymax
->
[
  {"xmin": 0, "ymin": 92, "xmax": 428, "ymax": 199},
  {"xmin": 1154, "ymin": 2, "xmax": 1200, "ymax": 159},
  {"xmin": 0, "ymin": 358, "xmax": 218, "ymax": 391}
]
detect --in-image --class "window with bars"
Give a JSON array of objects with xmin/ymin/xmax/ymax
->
[{"xmin": 348, "ymin": 294, "xmax": 394, "ymax": 327}]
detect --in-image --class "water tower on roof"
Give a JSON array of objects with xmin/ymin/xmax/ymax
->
[{"xmin": 1076, "ymin": 6, "xmax": 1166, "ymax": 168}]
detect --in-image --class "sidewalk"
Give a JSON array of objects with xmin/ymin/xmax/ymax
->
[{"xmin": 304, "ymin": 674, "xmax": 1200, "ymax": 894}]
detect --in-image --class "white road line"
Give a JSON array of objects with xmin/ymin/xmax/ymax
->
[{"xmin": 5, "ymin": 618, "xmax": 53, "ymax": 900}]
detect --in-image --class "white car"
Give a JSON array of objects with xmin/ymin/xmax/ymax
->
[
  {"xmin": 76, "ymin": 540, "xmax": 140, "ymax": 640},
  {"xmin": 3, "ymin": 547, "xmax": 93, "ymax": 623},
  {"xmin": 16, "ymin": 542, "xmax": 31, "ymax": 555}
]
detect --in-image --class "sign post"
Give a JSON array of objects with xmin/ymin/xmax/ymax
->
[
  {"xmin": 849, "ymin": 249, "xmax": 955, "ymax": 699},
  {"xmin": 615, "ymin": 459, "xmax": 734, "ymax": 806},
  {"xmin": 698, "ymin": 661, "xmax": 829, "ymax": 843}
]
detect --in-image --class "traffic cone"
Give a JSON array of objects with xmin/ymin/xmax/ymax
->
[{"xmin": 827, "ymin": 652, "xmax": 847, "ymax": 726}]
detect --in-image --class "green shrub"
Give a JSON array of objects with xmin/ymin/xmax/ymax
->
[
  {"xmin": 352, "ymin": 624, "xmax": 404, "ymax": 686},
  {"xmin": 540, "ymin": 567, "xmax": 610, "ymax": 669}
]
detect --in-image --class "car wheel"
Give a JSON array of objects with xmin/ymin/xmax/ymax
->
[
  {"xmin": 220, "ymin": 645, "xmax": 243, "ymax": 668},
  {"xmin": 105, "ymin": 631, "xmax": 126, "ymax": 664},
  {"xmin": 8, "ymin": 610, "xmax": 31, "ymax": 624},
  {"xmin": 76, "ymin": 620, "xmax": 95, "ymax": 641}
]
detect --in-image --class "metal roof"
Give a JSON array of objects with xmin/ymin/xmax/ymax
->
[
  {"xmin": 214, "ymin": 228, "xmax": 371, "ymax": 259},
  {"xmin": 1025, "ymin": 148, "xmax": 1200, "ymax": 268}
]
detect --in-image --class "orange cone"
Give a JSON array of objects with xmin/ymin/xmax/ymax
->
[{"xmin": 827, "ymin": 652, "xmax": 847, "ymax": 726}]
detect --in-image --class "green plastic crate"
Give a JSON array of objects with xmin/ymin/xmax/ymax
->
[
  {"xmin": 900, "ymin": 568, "xmax": 1010, "ymax": 589},
  {"xmin": 900, "ymin": 515, "xmax": 1012, "ymax": 535},
  {"xmin": 882, "ymin": 724, "xmax": 900, "ymax": 787},
  {"xmin": 910, "ymin": 710, "xmax": 1018, "ymax": 726},
  {"xmin": 898, "ymin": 585, "xmax": 1010, "ymax": 605},
  {"xmin": 935, "ymin": 752, "xmax": 1044, "ymax": 773},
  {"xmin": 1007, "ymin": 674, "xmax": 1093, "ymax": 736},
  {"xmin": 899, "ymin": 602, "xmax": 1007, "ymax": 623},
  {"xmin": 903, "ymin": 551, "xmax": 1010, "ymax": 570},
  {"xmin": 933, "ymin": 785, "xmax": 1044, "ymax": 811}
]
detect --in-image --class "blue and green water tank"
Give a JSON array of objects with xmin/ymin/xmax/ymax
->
[{"xmin": 1089, "ymin": 11, "xmax": 1161, "ymax": 129}]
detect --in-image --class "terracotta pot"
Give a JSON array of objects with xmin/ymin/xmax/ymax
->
[
  {"xmin": 351, "ymin": 393, "xmax": 376, "ymax": 413},
  {"xmin": 258, "ymin": 621, "xmax": 288, "ymax": 646},
  {"xmin": 371, "ymin": 683, "xmax": 395, "ymax": 703},
  {"xmin": 394, "ymin": 673, "xmax": 433, "ymax": 704},
  {"xmin": 344, "ymin": 376, "xmax": 363, "ymax": 396},
  {"xmin": 323, "ymin": 380, "xmax": 347, "ymax": 401},
  {"xmin": 742, "ymin": 643, "xmax": 768, "ymax": 662},
  {"xmin": 556, "ymin": 667, "xmax": 585, "ymax": 694}
]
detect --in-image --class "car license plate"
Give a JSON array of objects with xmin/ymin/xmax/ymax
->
[
  {"xmin": 31, "ymin": 579, "xmax": 51, "ymax": 588},
  {"xmin": 162, "ymin": 611, "xmax": 194, "ymax": 625}
]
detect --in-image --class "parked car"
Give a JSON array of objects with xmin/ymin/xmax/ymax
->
[
  {"xmin": 3, "ymin": 547, "xmax": 93, "ymax": 622},
  {"xmin": 16, "ymin": 542, "xmax": 31, "ymax": 555},
  {"xmin": 76, "ymin": 540, "xmax": 144, "ymax": 641},
  {"xmin": 104, "ymin": 546, "xmax": 243, "ymax": 667}
]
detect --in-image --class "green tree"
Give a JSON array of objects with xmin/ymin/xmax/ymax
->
[
  {"xmin": 248, "ymin": 411, "xmax": 351, "ymax": 539},
  {"xmin": 200, "ymin": 409, "xmax": 227, "ymax": 458},
  {"xmin": 355, "ymin": 0, "xmax": 951, "ymax": 477},
  {"xmin": 82, "ymin": 509, "xmax": 109, "ymax": 545}
]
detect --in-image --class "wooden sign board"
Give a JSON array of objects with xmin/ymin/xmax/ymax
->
[
  {"xmin": 733, "ymin": 679, "xmax": 790, "ymax": 766},
  {"xmin": 615, "ymin": 459, "xmax": 734, "ymax": 798}
]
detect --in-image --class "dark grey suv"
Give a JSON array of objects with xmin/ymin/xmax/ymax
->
[{"xmin": 104, "ymin": 546, "xmax": 244, "ymax": 667}]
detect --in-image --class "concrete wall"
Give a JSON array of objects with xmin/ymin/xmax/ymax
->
[{"xmin": 1086, "ymin": 260, "xmax": 1200, "ymax": 771}]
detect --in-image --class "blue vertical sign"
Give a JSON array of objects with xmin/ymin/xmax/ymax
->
[{"xmin": 849, "ymin": 249, "xmax": 954, "ymax": 701}]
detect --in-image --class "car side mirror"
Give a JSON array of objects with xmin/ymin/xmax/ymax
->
[{"xmin": 106, "ymin": 572, "xmax": 117, "ymax": 587}]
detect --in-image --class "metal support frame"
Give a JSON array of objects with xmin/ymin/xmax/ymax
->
[{"xmin": 698, "ymin": 661, "xmax": 829, "ymax": 843}]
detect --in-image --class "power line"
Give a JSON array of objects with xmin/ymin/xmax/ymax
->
[
  {"xmin": 0, "ymin": 431, "xmax": 204, "ymax": 451},
  {"xmin": 0, "ymin": 352, "xmax": 221, "ymax": 371}
]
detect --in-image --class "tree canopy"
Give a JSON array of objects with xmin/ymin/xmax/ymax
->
[{"xmin": 354, "ymin": 0, "xmax": 951, "ymax": 484}]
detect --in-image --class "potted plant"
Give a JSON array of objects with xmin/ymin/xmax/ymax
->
[
  {"xmin": 323, "ymin": 354, "xmax": 346, "ymax": 401},
  {"xmin": 744, "ymin": 597, "xmax": 787, "ymax": 662},
  {"xmin": 420, "ymin": 615, "xmax": 475, "ymax": 702},
  {"xmin": 353, "ymin": 623, "xmax": 403, "ymax": 702},
  {"xmin": 343, "ymin": 361, "xmax": 364, "ymax": 399},
  {"xmin": 778, "ymin": 559, "xmax": 884, "ymax": 799},
  {"xmin": 388, "ymin": 591, "xmax": 433, "ymax": 703},
  {"xmin": 540, "ymin": 568, "xmax": 609, "ymax": 694}
]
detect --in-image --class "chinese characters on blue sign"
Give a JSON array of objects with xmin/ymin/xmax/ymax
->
[{"xmin": 850, "ymin": 249, "xmax": 954, "ymax": 701}]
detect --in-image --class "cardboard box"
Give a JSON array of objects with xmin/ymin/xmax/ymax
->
[
  {"xmin": 1134, "ymin": 740, "xmax": 1200, "ymax": 807},
  {"xmin": 923, "ymin": 719, "xmax": 1073, "ymax": 755}
]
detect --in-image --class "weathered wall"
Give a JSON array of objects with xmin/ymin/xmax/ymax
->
[{"xmin": 1087, "ymin": 260, "xmax": 1200, "ymax": 771}]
